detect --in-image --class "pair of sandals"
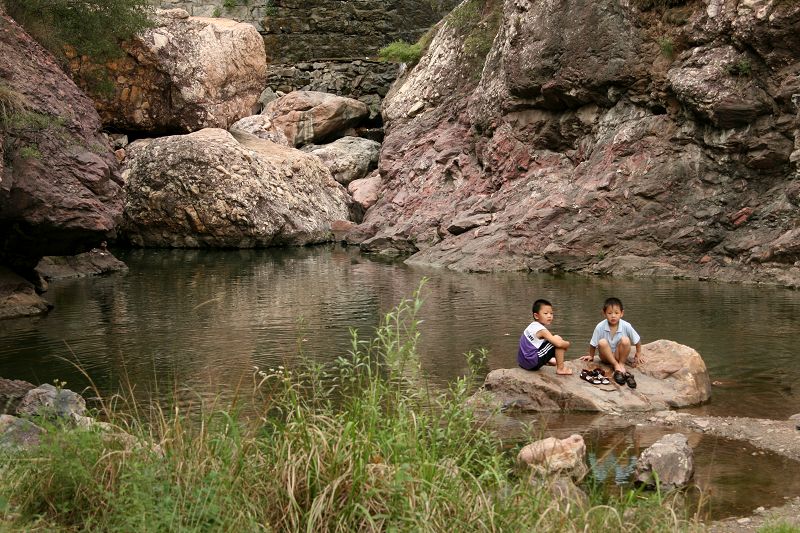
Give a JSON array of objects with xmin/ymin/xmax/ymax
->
[
  {"xmin": 613, "ymin": 370, "xmax": 637, "ymax": 389},
  {"xmin": 579, "ymin": 368, "xmax": 610, "ymax": 386}
]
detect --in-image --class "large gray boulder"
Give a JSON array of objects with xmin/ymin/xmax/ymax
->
[
  {"xmin": 122, "ymin": 128, "xmax": 351, "ymax": 247},
  {"xmin": 261, "ymin": 91, "xmax": 369, "ymax": 147},
  {"xmin": 229, "ymin": 114, "xmax": 291, "ymax": 146},
  {"xmin": 472, "ymin": 340, "xmax": 711, "ymax": 413},
  {"xmin": 17, "ymin": 384, "xmax": 87, "ymax": 422},
  {"xmin": 306, "ymin": 136, "xmax": 381, "ymax": 185},
  {"xmin": 71, "ymin": 9, "xmax": 267, "ymax": 133}
]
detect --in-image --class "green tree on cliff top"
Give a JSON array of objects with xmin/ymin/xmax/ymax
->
[{"xmin": 3, "ymin": 0, "xmax": 154, "ymax": 63}]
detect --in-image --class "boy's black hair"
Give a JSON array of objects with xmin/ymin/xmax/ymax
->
[
  {"xmin": 603, "ymin": 297, "xmax": 624, "ymax": 311},
  {"xmin": 532, "ymin": 299, "xmax": 552, "ymax": 315}
]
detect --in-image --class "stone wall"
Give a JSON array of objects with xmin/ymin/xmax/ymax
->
[
  {"xmin": 266, "ymin": 60, "xmax": 400, "ymax": 120},
  {"xmin": 156, "ymin": 0, "xmax": 458, "ymax": 62}
]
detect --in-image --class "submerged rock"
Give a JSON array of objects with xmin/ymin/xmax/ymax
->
[
  {"xmin": 472, "ymin": 340, "xmax": 711, "ymax": 413},
  {"xmin": 518, "ymin": 434, "xmax": 588, "ymax": 480},
  {"xmin": 634, "ymin": 433, "xmax": 695, "ymax": 490},
  {"xmin": 35, "ymin": 248, "xmax": 128, "ymax": 281},
  {"xmin": 0, "ymin": 268, "xmax": 52, "ymax": 320}
]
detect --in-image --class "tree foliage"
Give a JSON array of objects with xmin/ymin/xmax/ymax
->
[{"xmin": 4, "ymin": 0, "xmax": 154, "ymax": 62}]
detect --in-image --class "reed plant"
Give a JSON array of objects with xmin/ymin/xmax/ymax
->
[{"xmin": 0, "ymin": 285, "xmax": 701, "ymax": 532}]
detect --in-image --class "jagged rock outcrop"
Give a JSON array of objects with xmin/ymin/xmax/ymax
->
[
  {"xmin": 71, "ymin": 9, "xmax": 266, "ymax": 133},
  {"xmin": 0, "ymin": 10, "xmax": 122, "ymax": 316},
  {"xmin": 471, "ymin": 340, "xmax": 711, "ymax": 413},
  {"xmin": 122, "ymin": 128, "xmax": 351, "ymax": 247},
  {"xmin": 352, "ymin": 0, "xmax": 800, "ymax": 287}
]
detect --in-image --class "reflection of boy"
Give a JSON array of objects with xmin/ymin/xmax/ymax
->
[
  {"xmin": 580, "ymin": 297, "xmax": 642, "ymax": 388},
  {"xmin": 518, "ymin": 299, "xmax": 573, "ymax": 375}
]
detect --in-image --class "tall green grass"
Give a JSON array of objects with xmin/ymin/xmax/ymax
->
[{"xmin": 0, "ymin": 285, "xmax": 701, "ymax": 532}]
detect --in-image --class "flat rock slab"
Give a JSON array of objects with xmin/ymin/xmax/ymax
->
[{"xmin": 475, "ymin": 340, "xmax": 711, "ymax": 413}]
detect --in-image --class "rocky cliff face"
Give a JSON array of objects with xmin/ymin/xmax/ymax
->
[
  {"xmin": 0, "ymin": 10, "xmax": 122, "ymax": 277},
  {"xmin": 353, "ymin": 0, "xmax": 800, "ymax": 286}
]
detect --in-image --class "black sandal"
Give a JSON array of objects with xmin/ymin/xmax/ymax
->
[
  {"xmin": 591, "ymin": 369, "xmax": 611, "ymax": 385},
  {"xmin": 580, "ymin": 369, "xmax": 602, "ymax": 385},
  {"xmin": 613, "ymin": 370, "xmax": 626, "ymax": 385},
  {"xmin": 624, "ymin": 372, "xmax": 637, "ymax": 389}
]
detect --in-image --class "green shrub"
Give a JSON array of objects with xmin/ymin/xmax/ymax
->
[
  {"xmin": 658, "ymin": 36, "xmax": 674, "ymax": 58},
  {"xmin": 5, "ymin": 0, "xmax": 155, "ymax": 63},
  {"xmin": 18, "ymin": 144, "xmax": 42, "ymax": 159},
  {"xmin": 0, "ymin": 83, "xmax": 29, "ymax": 125},
  {"xmin": 222, "ymin": 0, "xmax": 237, "ymax": 10},
  {"xmin": 448, "ymin": 0, "xmax": 502, "ymax": 78},
  {"xmin": 379, "ymin": 40, "xmax": 423, "ymax": 64},
  {"xmin": 727, "ymin": 58, "xmax": 752, "ymax": 77}
]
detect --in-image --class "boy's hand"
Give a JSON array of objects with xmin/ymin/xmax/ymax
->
[
  {"xmin": 579, "ymin": 354, "xmax": 594, "ymax": 362},
  {"xmin": 633, "ymin": 353, "xmax": 645, "ymax": 365}
]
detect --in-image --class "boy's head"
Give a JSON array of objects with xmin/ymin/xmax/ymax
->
[
  {"xmin": 602, "ymin": 297, "xmax": 624, "ymax": 325},
  {"xmin": 531, "ymin": 299, "xmax": 554, "ymax": 325},
  {"xmin": 602, "ymin": 297, "xmax": 623, "ymax": 311}
]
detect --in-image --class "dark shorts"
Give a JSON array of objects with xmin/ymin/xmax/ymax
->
[{"xmin": 531, "ymin": 340, "xmax": 555, "ymax": 370}]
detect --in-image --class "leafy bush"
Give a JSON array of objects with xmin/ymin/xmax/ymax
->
[
  {"xmin": 378, "ymin": 40, "xmax": 423, "ymax": 64},
  {"xmin": 0, "ymin": 83, "xmax": 29, "ymax": 125},
  {"xmin": 658, "ymin": 36, "xmax": 674, "ymax": 58},
  {"xmin": 4, "ymin": 0, "xmax": 154, "ymax": 63},
  {"xmin": 726, "ymin": 58, "xmax": 752, "ymax": 77},
  {"xmin": 18, "ymin": 144, "xmax": 42, "ymax": 159},
  {"xmin": 447, "ymin": 0, "xmax": 502, "ymax": 78}
]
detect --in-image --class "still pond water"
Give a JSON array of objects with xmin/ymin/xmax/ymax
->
[{"xmin": 1, "ymin": 245, "xmax": 799, "ymax": 519}]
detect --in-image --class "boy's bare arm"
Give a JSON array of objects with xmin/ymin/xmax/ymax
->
[
  {"xmin": 538, "ymin": 329, "xmax": 570, "ymax": 349},
  {"xmin": 580, "ymin": 345, "xmax": 596, "ymax": 361},
  {"xmin": 633, "ymin": 341, "xmax": 644, "ymax": 364}
]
